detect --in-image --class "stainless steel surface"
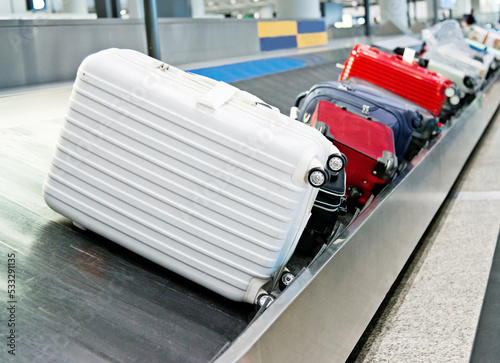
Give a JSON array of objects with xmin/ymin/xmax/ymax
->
[
  {"xmin": 144, "ymin": 0, "xmax": 161, "ymax": 59},
  {"xmin": 157, "ymin": 19, "xmax": 259, "ymax": 66},
  {"xmin": 0, "ymin": 18, "xmax": 259, "ymax": 89},
  {"xmin": 328, "ymin": 25, "xmax": 381, "ymax": 39},
  {"xmin": 216, "ymin": 76, "xmax": 500, "ymax": 363},
  {"xmin": 364, "ymin": 0, "xmax": 371, "ymax": 36}
]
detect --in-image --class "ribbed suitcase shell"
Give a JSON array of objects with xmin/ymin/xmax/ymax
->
[
  {"xmin": 312, "ymin": 100, "xmax": 395, "ymax": 205},
  {"xmin": 339, "ymin": 44, "xmax": 453, "ymax": 116},
  {"xmin": 434, "ymin": 44, "xmax": 490, "ymax": 79},
  {"xmin": 43, "ymin": 49, "xmax": 337, "ymax": 303},
  {"xmin": 421, "ymin": 51, "xmax": 482, "ymax": 94}
]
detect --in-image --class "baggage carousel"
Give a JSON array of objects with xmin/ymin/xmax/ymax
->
[{"xmin": 1, "ymin": 48, "xmax": 499, "ymax": 362}]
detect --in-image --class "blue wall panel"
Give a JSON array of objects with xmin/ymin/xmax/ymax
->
[
  {"xmin": 297, "ymin": 20, "xmax": 326, "ymax": 34},
  {"xmin": 259, "ymin": 36, "xmax": 298, "ymax": 51}
]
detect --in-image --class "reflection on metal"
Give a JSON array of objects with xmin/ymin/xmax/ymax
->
[
  {"xmin": 433, "ymin": 0, "xmax": 439, "ymax": 24},
  {"xmin": 144, "ymin": 0, "xmax": 161, "ymax": 59},
  {"xmin": 364, "ymin": 0, "xmax": 371, "ymax": 36},
  {"xmin": 95, "ymin": 0, "xmax": 121, "ymax": 18},
  {"xmin": 216, "ymin": 75, "xmax": 500, "ymax": 362}
]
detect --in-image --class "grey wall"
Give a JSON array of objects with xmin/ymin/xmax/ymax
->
[
  {"xmin": 328, "ymin": 24, "xmax": 381, "ymax": 39},
  {"xmin": 0, "ymin": 18, "xmax": 260, "ymax": 89},
  {"xmin": 157, "ymin": 0, "xmax": 192, "ymax": 17}
]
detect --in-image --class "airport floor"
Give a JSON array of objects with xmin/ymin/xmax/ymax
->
[{"xmin": 349, "ymin": 108, "xmax": 500, "ymax": 362}]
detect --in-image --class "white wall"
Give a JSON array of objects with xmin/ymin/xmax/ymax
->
[
  {"xmin": 0, "ymin": 1, "xmax": 13, "ymax": 14},
  {"xmin": 341, "ymin": 2, "xmax": 430, "ymax": 24},
  {"xmin": 12, "ymin": 0, "xmax": 27, "ymax": 13}
]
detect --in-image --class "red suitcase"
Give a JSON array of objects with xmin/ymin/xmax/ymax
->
[
  {"xmin": 339, "ymin": 44, "xmax": 456, "ymax": 117},
  {"xmin": 311, "ymin": 100, "xmax": 397, "ymax": 205}
]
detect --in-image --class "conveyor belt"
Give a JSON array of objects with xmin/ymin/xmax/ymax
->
[{"xmin": 232, "ymin": 61, "xmax": 344, "ymax": 114}]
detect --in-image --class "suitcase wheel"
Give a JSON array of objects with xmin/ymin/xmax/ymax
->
[
  {"xmin": 449, "ymin": 95, "xmax": 460, "ymax": 106},
  {"xmin": 72, "ymin": 221, "xmax": 88, "ymax": 231},
  {"xmin": 444, "ymin": 86, "xmax": 456, "ymax": 98},
  {"xmin": 327, "ymin": 153, "xmax": 347, "ymax": 173},
  {"xmin": 257, "ymin": 294, "xmax": 275, "ymax": 309},
  {"xmin": 308, "ymin": 168, "xmax": 328, "ymax": 188},
  {"xmin": 279, "ymin": 271, "xmax": 295, "ymax": 291},
  {"xmin": 463, "ymin": 76, "xmax": 476, "ymax": 89}
]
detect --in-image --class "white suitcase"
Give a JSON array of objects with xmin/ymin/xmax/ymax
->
[
  {"xmin": 422, "ymin": 20, "xmax": 497, "ymax": 78},
  {"xmin": 435, "ymin": 44, "xmax": 491, "ymax": 80},
  {"xmin": 419, "ymin": 51, "xmax": 482, "ymax": 94},
  {"xmin": 43, "ymin": 49, "xmax": 343, "ymax": 304}
]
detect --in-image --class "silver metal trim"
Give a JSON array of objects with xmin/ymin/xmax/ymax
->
[
  {"xmin": 216, "ymin": 74, "xmax": 500, "ymax": 363},
  {"xmin": 318, "ymin": 188, "xmax": 344, "ymax": 197},
  {"xmin": 313, "ymin": 205, "xmax": 340, "ymax": 213}
]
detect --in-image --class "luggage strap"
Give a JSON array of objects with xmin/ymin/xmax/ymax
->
[{"xmin": 197, "ymin": 82, "xmax": 239, "ymax": 109}]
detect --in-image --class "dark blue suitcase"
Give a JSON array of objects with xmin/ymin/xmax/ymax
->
[{"xmin": 291, "ymin": 80, "xmax": 422, "ymax": 160}]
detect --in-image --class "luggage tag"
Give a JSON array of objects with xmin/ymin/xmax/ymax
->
[{"xmin": 402, "ymin": 48, "xmax": 416, "ymax": 64}]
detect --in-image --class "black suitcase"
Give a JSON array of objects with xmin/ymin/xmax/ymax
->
[{"xmin": 297, "ymin": 168, "xmax": 346, "ymax": 255}]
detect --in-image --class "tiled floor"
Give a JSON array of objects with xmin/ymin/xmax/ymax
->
[{"xmin": 351, "ymin": 110, "xmax": 500, "ymax": 362}]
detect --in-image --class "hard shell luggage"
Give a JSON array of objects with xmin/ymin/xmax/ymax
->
[
  {"xmin": 311, "ymin": 100, "xmax": 398, "ymax": 205},
  {"xmin": 339, "ymin": 77, "xmax": 441, "ymax": 160},
  {"xmin": 422, "ymin": 20, "xmax": 497, "ymax": 78},
  {"xmin": 290, "ymin": 80, "xmax": 421, "ymax": 160},
  {"xmin": 43, "ymin": 48, "xmax": 344, "ymax": 304},
  {"xmin": 434, "ymin": 43, "xmax": 493, "ymax": 80},
  {"xmin": 338, "ymin": 44, "xmax": 457, "ymax": 117},
  {"xmin": 418, "ymin": 51, "xmax": 482, "ymax": 94}
]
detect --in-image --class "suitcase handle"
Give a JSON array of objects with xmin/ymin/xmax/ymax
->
[
  {"xmin": 293, "ymin": 91, "xmax": 308, "ymax": 108},
  {"xmin": 290, "ymin": 91, "xmax": 308, "ymax": 120},
  {"xmin": 196, "ymin": 81, "xmax": 239, "ymax": 109},
  {"xmin": 255, "ymin": 101, "xmax": 280, "ymax": 113}
]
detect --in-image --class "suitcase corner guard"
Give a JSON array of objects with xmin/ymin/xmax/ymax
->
[{"xmin": 373, "ymin": 151, "xmax": 398, "ymax": 180}]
